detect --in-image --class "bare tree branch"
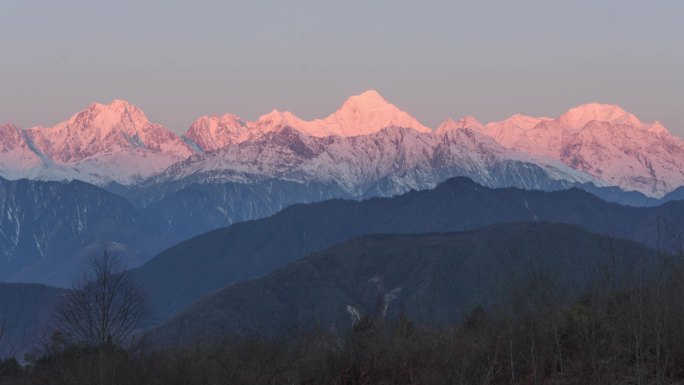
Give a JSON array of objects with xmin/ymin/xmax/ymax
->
[{"xmin": 52, "ymin": 245, "xmax": 149, "ymax": 347}]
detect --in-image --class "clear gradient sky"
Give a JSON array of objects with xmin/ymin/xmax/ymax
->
[{"xmin": 1, "ymin": 0, "xmax": 682, "ymax": 135}]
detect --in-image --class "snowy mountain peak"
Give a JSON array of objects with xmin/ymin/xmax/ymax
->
[
  {"xmin": 184, "ymin": 114, "xmax": 248, "ymax": 151},
  {"xmin": 338, "ymin": 89, "xmax": 389, "ymax": 110},
  {"xmin": 255, "ymin": 109, "xmax": 305, "ymax": 129},
  {"xmin": 0, "ymin": 123, "xmax": 46, "ymax": 179},
  {"xmin": 646, "ymin": 121, "xmax": 670, "ymax": 136},
  {"xmin": 459, "ymin": 116, "xmax": 484, "ymax": 130},
  {"xmin": 0, "ymin": 123, "xmax": 26, "ymax": 149},
  {"xmin": 18, "ymin": 100, "xmax": 193, "ymax": 184},
  {"xmin": 435, "ymin": 118, "xmax": 457, "ymax": 134},
  {"xmin": 559, "ymin": 103, "xmax": 642, "ymax": 128},
  {"xmin": 104, "ymin": 98, "xmax": 139, "ymax": 110},
  {"xmin": 436, "ymin": 116, "xmax": 483, "ymax": 134},
  {"xmin": 499, "ymin": 113, "xmax": 549, "ymax": 129},
  {"xmin": 0, "ymin": 123, "xmax": 20, "ymax": 135},
  {"xmin": 196, "ymin": 113, "xmax": 244, "ymax": 129},
  {"xmin": 317, "ymin": 90, "xmax": 431, "ymax": 136},
  {"xmin": 93, "ymin": 98, "xmax": 145, "ymax": 115},
  {"xmin": 192, "ymin": 90, "xmax": 433, "ymax": 142},
  {"xmin": 479, "ymin": 113, "xmax": 550, "ymax": 141},
  {"xmin": 475, "ymin": 103, "xmax": 684, "ymax": 197},
  {"xmin": 0, "ymin": 122, "xmax": 20, "ymax": 130},
  {"xmin": 63, "ymin": 99, "xmax": 153, "ymax": 136}
]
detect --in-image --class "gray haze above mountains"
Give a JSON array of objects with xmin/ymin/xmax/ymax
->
[{"xmin": 1, "ymin": 1, "xmax": 682, "ymax": 133}]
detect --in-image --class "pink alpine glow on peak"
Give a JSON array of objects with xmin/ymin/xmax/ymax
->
[
  {"xmin": 0, "ymin": 123, "xmax": 45, "ymax": 179},
  {"xmin": 474, "ymin": 104, "xmax": 684, "ymax": 197},
  {"xmin": 558, "ymin": 103, "xmax": 643, "ymax": 129},
  {"xmin": 25, "ymin": 99, "xmax": 193, "ymax": 164},
  {"xmin": 484, "ymin": 114, "xmax": 550, "ymax": 134},
  {"xmin": 184, "ymin": 114, "xmax": 249, "ymax": 152},
  {"xmin": 251, "ymin": 90, "xmax": 431, "ymax": 137},
  {"xmin": 645, "ymin": 121, "xmax": 669, "ymax": 136},
  {"xmin": 310, "ymin": 90, "xmax": 431, "ymax": 137},
  {"xmin": 2, "ymin": 97, "xmax": 682, "ymax": 196},
  {"xmin": 0, "ymin": 123, "xmax": 26, "ymax": 150},
  {"xmin": 253, "ymin": 109, "xmax": 309, "ymax": 132},
  {"xmin": 436, "ymin": 116, "xmax": 484, "ymax": 134},
  {"xmin": 4, "ymin": 100, "xmax": 197, "ymax": 184},
  {"xmin": 183, "ymin": 90, "xmax": 432, "ymax": 151},
  {"xmin": 183, "ymin": 109, "xmax": 310, "ymax": 152}
]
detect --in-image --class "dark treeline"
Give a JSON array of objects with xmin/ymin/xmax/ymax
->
[{"xmin": 3, "ymin": 252, "xmax": 684, "ymax": 385}]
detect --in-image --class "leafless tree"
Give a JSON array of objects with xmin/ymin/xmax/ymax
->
[{"xmin": 53, "ymin": 246, "xmax": 149, "ymax": 347}]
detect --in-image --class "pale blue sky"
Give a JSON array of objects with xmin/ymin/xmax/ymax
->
[{"xmin": 1, "ymin": 0, "xmax": 682, "ymax": 135}]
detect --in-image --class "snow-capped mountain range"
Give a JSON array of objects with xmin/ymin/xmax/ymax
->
[
  {"xmin": 1, "ymin": 101, "xmax": 193, "ymax": 185},
  {"xmin": 2, "ymin": 91, "xmax": 684, "ymax": 287},
  {"xmin": 468, "ymin": 103, "xmax": 684, "ymax": 197},
  {"xmin": 1, "ymin": 90, "xmax": 683, "ymax": 197},
  {"xmin": 158, "ymin": 124, "xmax": 590, "ymax": 198},
  {"xmin": 183, "ymin": 90, "xmax": 430, "ymax": 151}
]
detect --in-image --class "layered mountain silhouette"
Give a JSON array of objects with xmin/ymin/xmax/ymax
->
[
  {"xmin": 0, "ymin": 177, "xmax": 170, "ymax": 286},
  {"xmin": 149, "ymin": 222, "xmax": 660, "ymax": 346},
  {"xmin": 131, "ymin": 177, "xmax": 684, "ymax": 325},
  {"xmin": 1, "ymin": 91, "xmax": 684, "ymax": 295},
  {"xmin": 0, "ymin": 283, "xmax": 67, "ymax": 358}
]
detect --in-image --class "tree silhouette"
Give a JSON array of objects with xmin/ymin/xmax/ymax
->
[{"xmin": 53, "ymin": 246, "xmax": 148, "ymax": 347}]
